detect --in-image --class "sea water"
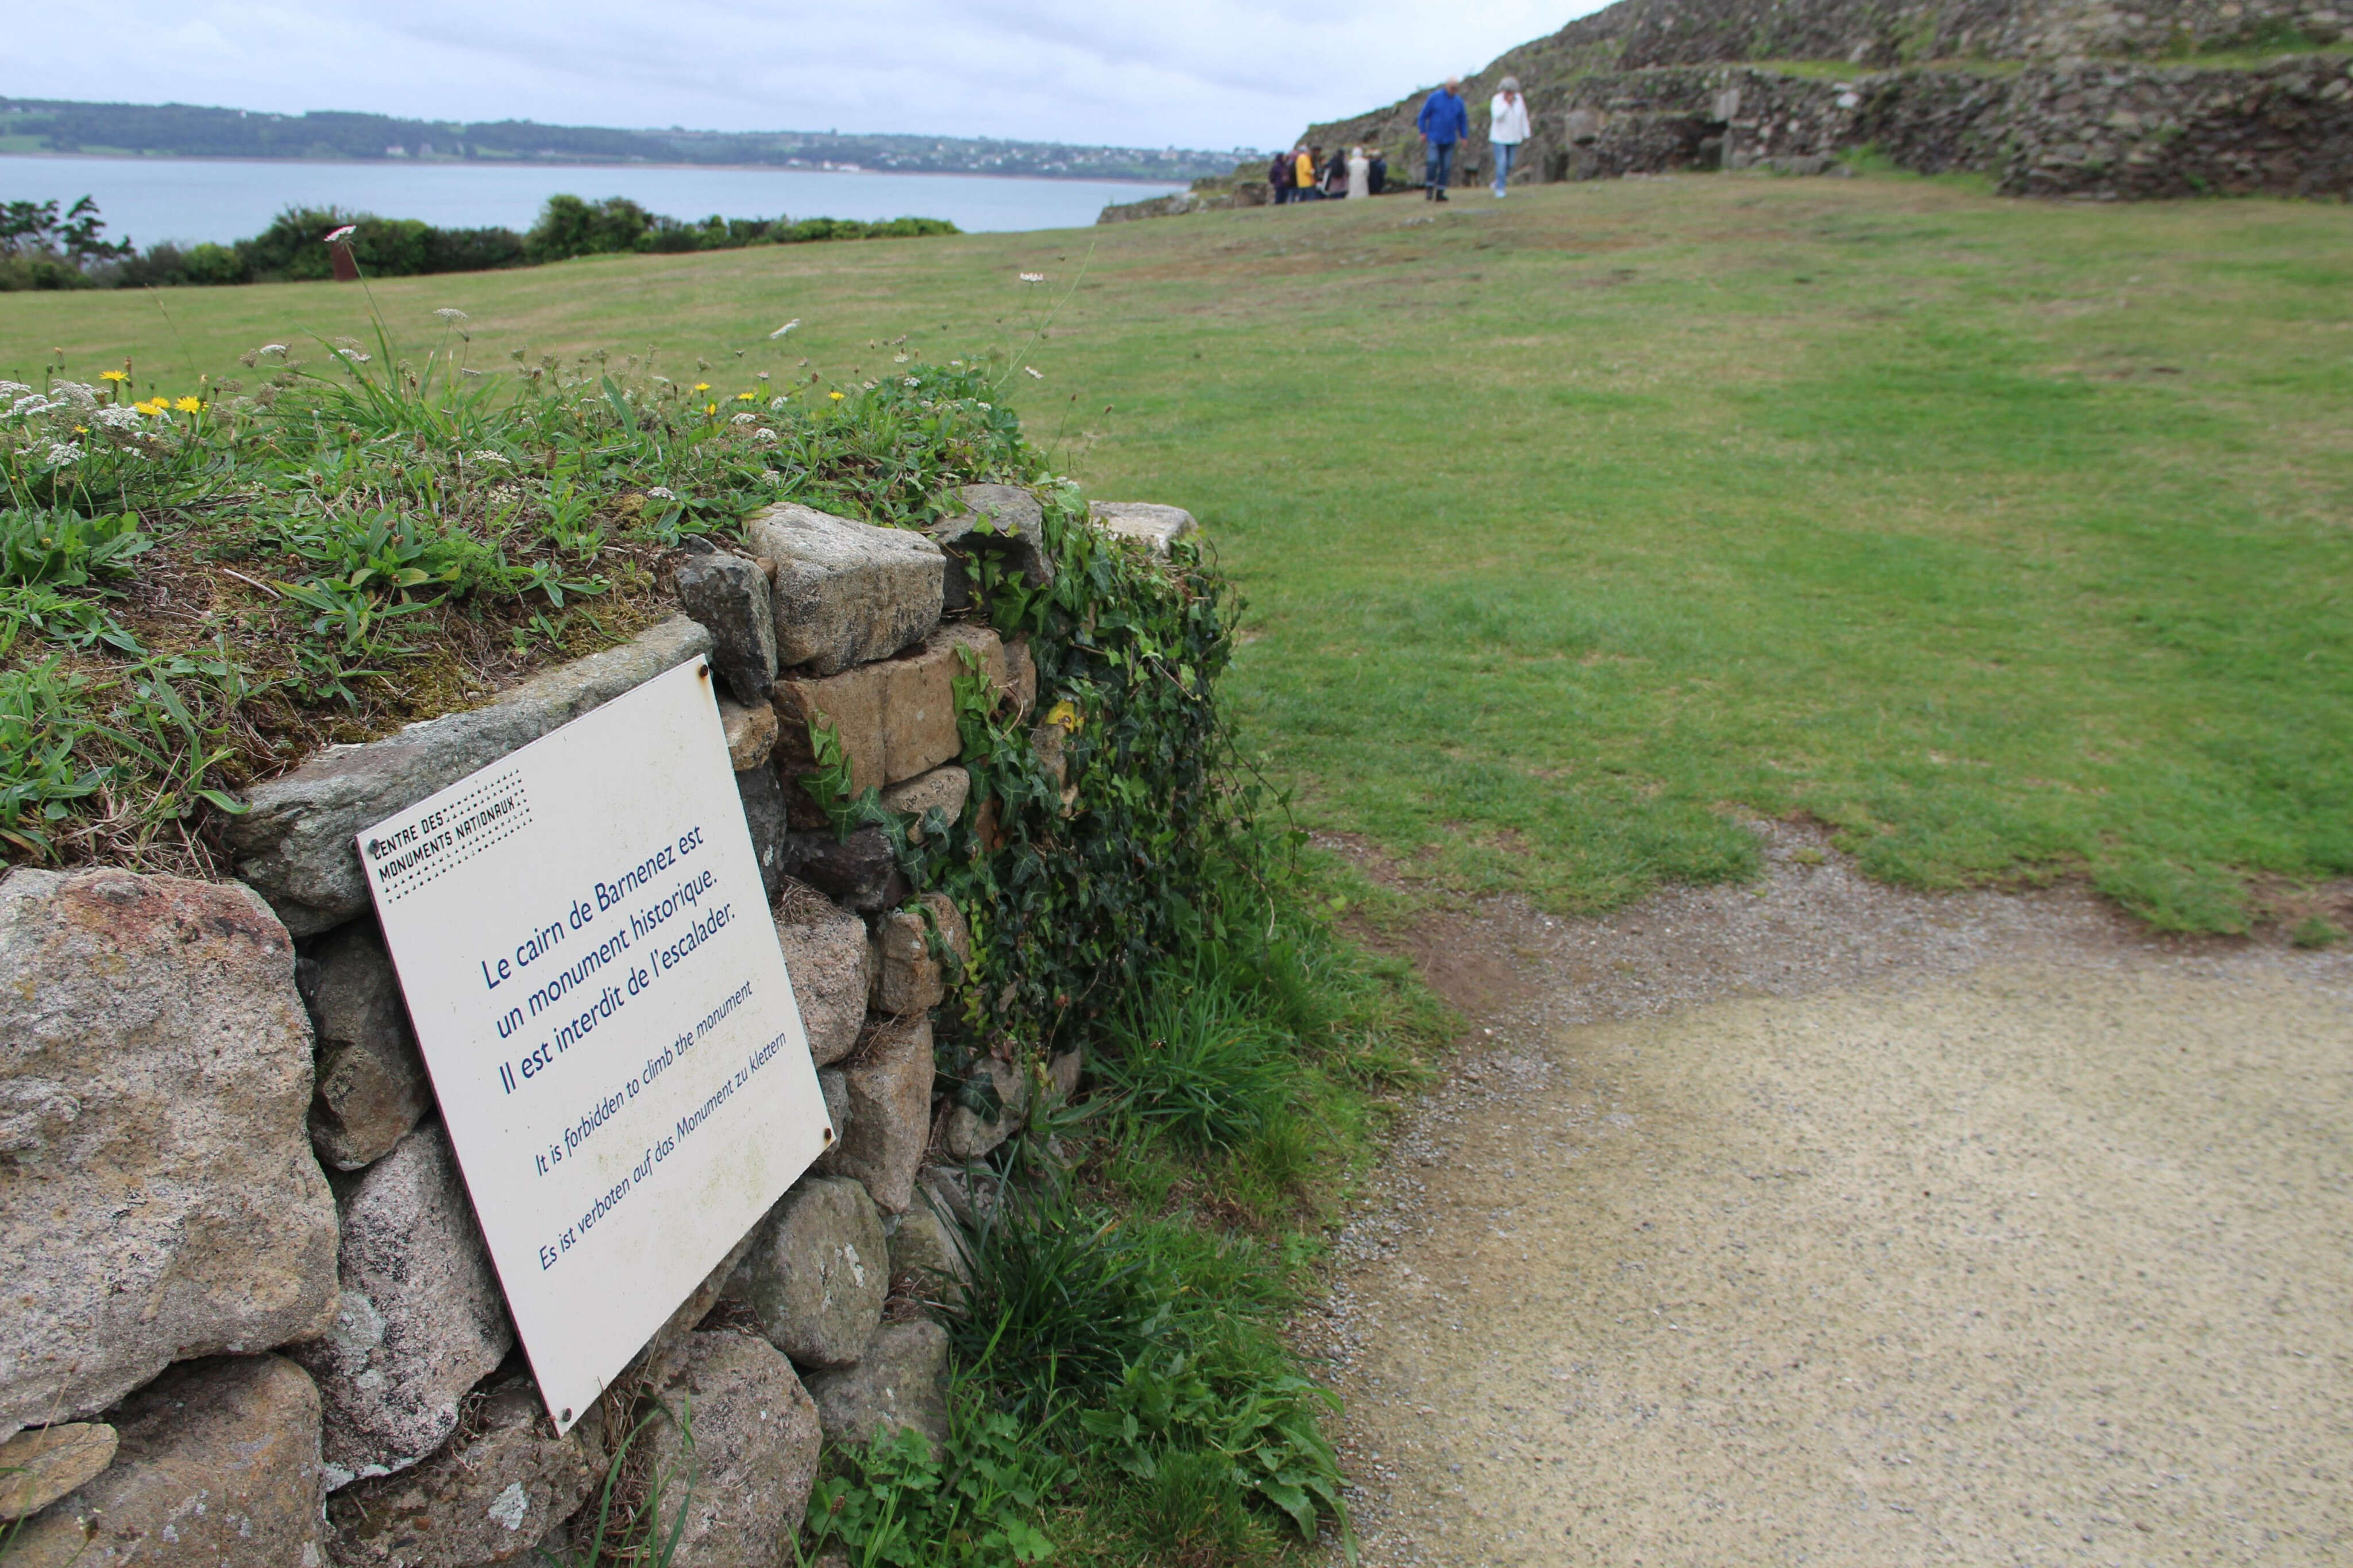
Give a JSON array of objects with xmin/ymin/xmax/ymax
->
[{"xmin": 0, "ymin": 154, "xmax": 1184, "ymax": 246}]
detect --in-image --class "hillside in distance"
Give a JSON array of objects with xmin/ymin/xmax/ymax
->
[
  {"xmin": 0, "ymin": 97, "xmax": 1253, "ymax": 183},
  {"xmin": 1299, "ymin": 0, "xmax": 2350, "ymax": 200}
]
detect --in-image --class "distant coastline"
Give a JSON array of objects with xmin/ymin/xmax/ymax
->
[{"xmin": 0, "ymin": 149, "xmax": 1192, "ymax": 186}]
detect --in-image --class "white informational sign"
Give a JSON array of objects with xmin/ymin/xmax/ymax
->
[{"xmin": 358, "ymin": 658, "xmax": 830, "ymax": 1432}]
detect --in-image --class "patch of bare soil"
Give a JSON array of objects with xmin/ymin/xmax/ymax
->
[{"xmin": 1309, "ymin": 822, "xmax": 2353, "ymax": 1565}]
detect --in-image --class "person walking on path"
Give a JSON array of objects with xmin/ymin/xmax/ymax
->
[
  {"xmin": 1269, "ymin": 146, "xmax": 1295, "ymax": 204},
  {"xmin": 1418, "ymin": 76, "xmax": 1469, "ymax": 200},
  {"xmin": 1489, "ymin": 76, "xmax": 1531, "ymax": 196},
  {"xmin": 1347, "ymin": 145, "xmax": 1371, "ymax": 200}
]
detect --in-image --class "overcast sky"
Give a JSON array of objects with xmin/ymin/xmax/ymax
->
[{"xmin": 6, "ymin": 1, "xmax": 1599, "ymax": 151}]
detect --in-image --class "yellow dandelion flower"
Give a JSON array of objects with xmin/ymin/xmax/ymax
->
[
  {"xmin": 100, "ymin": 370, "xmax": 129, "ymax": 383},
  {"xmin": 735, "ymin": 392, "xmax": 756, "ymax": 402},
  {"xmin": 828, "ymin": 391, "xmax": 844, "ymax": 401},
  {"xmin": 693, "ymin": 382, "xmax": 712, "ymax": 392},
  {"xmin": 705, "ymin": 402, "xmax": 718, "ymax": 415},
  {"xmin": 174, "ymin": 396, "xmax": 203, "ymax": 414}
]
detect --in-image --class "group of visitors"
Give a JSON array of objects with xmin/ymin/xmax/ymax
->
[
  {"xmin": 1269, "ymin": 144, "xmax": 1388, "ymax": 203},
  {"xmin": 1269, "ymin": 75, "xmax": 1530, "ymax": 206}
]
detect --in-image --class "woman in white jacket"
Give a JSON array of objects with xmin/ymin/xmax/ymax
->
[{"xmin": 1488, "ymin": 76, "xmax": 1532, "ymax": 196}]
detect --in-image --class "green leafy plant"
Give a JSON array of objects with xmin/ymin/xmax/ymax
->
[
  {"xmin": 0, "ymin": 506, "xmax": 151, "ymax": 588},
  {"xmin": 801, "ymin": 1409, "xmax": 1059, "ymax": 1567},
  {"xmin": 1079, "ymin": 1350, "xmax": 1348, "ymax": 1544}
]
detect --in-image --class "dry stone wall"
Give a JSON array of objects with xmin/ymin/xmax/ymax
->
[{"xmin": 0, "ymin": 487, "xmax": 1201, "ymax": 1565}]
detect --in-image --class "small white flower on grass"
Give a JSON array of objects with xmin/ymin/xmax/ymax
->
[
  {"xmin": 892, "ymin": 353, "xmax": 911, "ymax": 364},
  {"xmin": 9, "ymin": 395, "xmax": 55, "ymax": 418},
  {"xmin": 976, "ymin": 401, "xmax": 992, "ymax": 411},
  {"xmin": 468, "ymin": 450, "xmax": 510, "ymax": 464},
  {"xmin": 754, "ymin": 427, "xmax": 778, "ymax": 442},
  {"xmin": 433, "ymin": 307, "xmax": 470, "ymax": 322},
  {"xmin": 1019, "ymin": 272, "xmax": 1046, "ymax": 283},
  {"xmin": 904, "ymin": 376, "xmax": 920, "ymax": 388},
  {"xmin": 44, "ymin": 442, "xmax": 84, "ymax": 465},
  {"xmin": 94, "ymin": 406, "xmax": 141, "ymax": 430},
  {"xmin": 770, "ymin": 320, "xmax": 801, "ymax": 339},
  {"xmin": 1024, "ymin": 365, "xmax": 1043, "ymax": 380},
  {"xmin": 0, "ymin": 380, "xmax": 28, "ymax": 397},
  {"xmin": 769, "ymin": 396, "xmax": 790, "ymax": 411},
  {"xmin": 259, "ymin": 343, "xmax": 288, "ymax": 356},
  {"xmin": 646, "ymin": 486, "xmax": 676, "ymax": 500},
  {"xmin": 731, "ymin": 411, "xmax": 757, "ymax": 426},
  {"xmin": 337, "ymin": 348, "xmax": 371, "ymax": 364}
]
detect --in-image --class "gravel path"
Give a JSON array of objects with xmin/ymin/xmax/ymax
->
[{"xmin": 1309, "ymin": 827, "xmax": 2353, "ymax": 1566}]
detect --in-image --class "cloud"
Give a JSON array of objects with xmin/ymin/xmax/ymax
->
[{"xmin": 6, "ymin": 0, "xmax": 1595, "ymax": 148}]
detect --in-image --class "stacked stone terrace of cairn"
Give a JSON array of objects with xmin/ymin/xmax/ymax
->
[{"xmin": 0, "ymin": 492, "xmax": 1197, "ymax": 1565}]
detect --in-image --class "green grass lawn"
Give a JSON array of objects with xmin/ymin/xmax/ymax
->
[{"xmin": 8, "ymin": 172, "xmax": 2348, "ymax": 930}]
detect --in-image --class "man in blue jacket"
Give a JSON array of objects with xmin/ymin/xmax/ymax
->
[{"xmin": 1417, "ymin": 77, "xmax": 1469, "ymax": 201}]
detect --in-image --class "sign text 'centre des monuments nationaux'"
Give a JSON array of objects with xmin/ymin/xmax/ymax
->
[{"xmin": 358, "ymin": 658, "xmax": 830, "ymax": 1432}]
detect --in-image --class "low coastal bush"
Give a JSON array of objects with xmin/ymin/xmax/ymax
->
[{"xmin": 0, "ymin": 195, "xmax": 959, "ymax": 291}]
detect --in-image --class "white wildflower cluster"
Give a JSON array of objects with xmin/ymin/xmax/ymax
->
[
  {"xmin": 433, "ymin": 308, "xmax": 470, "ymax": 323},
  {"xmin": 468, "ymin": 450, "xmax": 510, "ymax": 465},
  {"xmin": 768, "ymin": 396, "xmax": 790, "ymax": 412},
  {"xmin": 646, "ymin": 486, "xmax": 676, "ymax": 501},
  {"xmin": 976, "ymin": 401, "xmax": 993, "ymax": 411},
  {"xmin": 1024, "ymin": 366, "xmax": 1044, "ymax": 380},
  {"xmin": 754, "ymin": 427, "xmax": 779, "ymax": 442},
  {"xmin": 94, "ymin": 406, "xmax": 145, "ymax": 431},
  {"xmin": 0, "ymin": 380, "xmax": 29, "ymax": 397},
  {"xmin": 731, "ymin": 412, "xmax": 758, "ymax": 427},
  {"xmin": 337, "ymin": 349, "xmax": 371, "ymax": 364},
  {"xmin": 770, "ymin": 320, "xmax": 801, "ymax": 339},
  {"xmin": 1019, "ymin": 272, "xmax": 1046, "ymax": 283},
  {"xmin": 904, "ymin": 377, "xmax": 920, "ymax": 389},
  {"xmin": 44, "ymin": 442, "xmax": 84, "ymax": 465},
  {"xmin": 8, "ymin": 393, "xmax": 57, "ymax": 420},
  {"xmin": 893, "ymin": 353, "xmax": 911, "ymax": 365}
]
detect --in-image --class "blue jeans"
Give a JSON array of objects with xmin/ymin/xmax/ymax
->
[
  {"xmin": 1492, "ymin": 141, "xmax": 1518, "ymax": 193},
  {"xmin": 1425, "ymin": 141, "xmax": 1455, "ymax": 193}
]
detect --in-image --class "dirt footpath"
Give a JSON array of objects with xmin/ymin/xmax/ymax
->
[{"xmin": 1310, "ymin": 829, "xmax": 2353, "ymax": 1566}]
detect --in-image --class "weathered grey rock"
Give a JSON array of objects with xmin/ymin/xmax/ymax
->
[
  {"xmin": 0, "ymin": 1424, "xmax": 116, "ymax": 1521},
  {"xmin": 774, "ymin": 879, "xmax": 870, "ymax": 1065},
  {"xmin": 644, "ymin": 1333, "xmax": 821, "ymax": 1563},
  {"xmin": 812, "ymin": 1067, "xmax": 851, "ymax": 1175},
  {"xmin": 675, "ymin": 551, "xmax": 780, "ymax": 707},
  {"xmin": 727, "ymin": 1177, "xmax": 888, "ymax": 1369},
  {"xmin": 301, "ymin": 918, "xmax": 432, "ymax": 1171},
  {"xmin": 928, "ymin": 484, "xmax": 1053, "ymax": 613},
  {"xmin": 1048, "ymin": 1047, "xmax": 1083, "ymax": 1104},
  {"xmin": 872, "ymin": 893, "xmax": 969, "ymax": 1017},
  {"xmin": 6, "ymin": 1355, "xmax": 326, "ymax": 1568},
  {"xmin": 326, "ymin": 1378, "xmax": 597, "ymax": 1567},
  {"xmin": 747, "ymin": 502, "xmax": 943, "ymax": 676},
  {"xmin": 0, "ymin": 868, "xmax": 338, "ymax": 1443},
  {"xmin": 943, "ymin": 1056, "xmax": 1029, "ymax": 1163},
  {"xmin": 228, "ymin": 616, "xmax": 713, "ymax": 934},
  {"xmin": 635, "ymin": 1227, "xmax": 763, "ymax": 1392},
  {"xmin": 1002, "ymin": 636, "xmax": 1038, "ymax": 719},
  {"xmin": 1088, "ymin": 500, "xmax": 1198, "ymax": 557},
  {"xmin": 836, "ymin": 1018, "xmax": 934, "ymax": 1215},
  {"xmin": 718, "ymin": 694, "xmax": 780, "ymax": 772},
  {"xmin": 917, "ymin": 1163, "xmax": 1001, "ymax": 1230},
  {"xmin": 736, "ymin": 764, "xmax": 789, "ymax": 900},
  {"xmin": 781, "ymin": 828, "xmax": 910, "ymax": 914},
  {"xmin": 879, "ymin": 764, "xmax": 969, "ymax": 843},
  {"xmin": 293, "ymin": 1125, "xmax": 515, "ymax": 1489},
  {"xmin": 772, "ymin": 623, "xmax": 1004, "ymax": 794},
  {"xmin": 886, "ymin": 1204, "xmax": 969, "ymax": 1299},
  {"xmin": 804, "ymin": 1321, "xmax": 950, "ymax": 1447}
]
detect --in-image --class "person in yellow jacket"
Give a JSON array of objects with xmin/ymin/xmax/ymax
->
[{"xmin": 1295, "ymin": 145, "xmax": 1322, "ymax": 201}]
